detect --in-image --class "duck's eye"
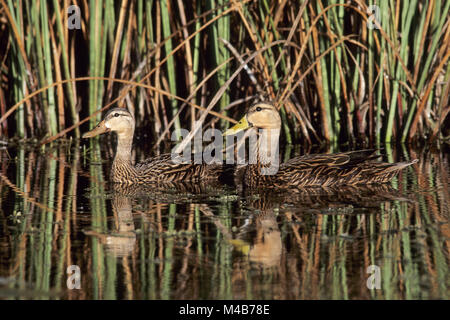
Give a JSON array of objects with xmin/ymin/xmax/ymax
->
[
  {"xmin": 256, "ymin": 107, "xmax": 262, "ymax": 112},
  {"xmin": 114, "ymin": 113, "xmax": 120, "ymax": 117}
]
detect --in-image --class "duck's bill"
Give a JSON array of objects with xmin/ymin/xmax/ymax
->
[
  {"xmin": 228, "ymin": 239, "xmax": 250, "ymax": 255},
  {"xmin": 82, "ymin": 121, "xmax": 110, "ymax": 138},
  {"xmin": 223, "ymin": 116, "xmax": 250, "ymax": 136}
]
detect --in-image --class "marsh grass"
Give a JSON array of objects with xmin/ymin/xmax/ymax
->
[{"xmin": 0, "ymin": 0, "xmax": 448, "ymax": 146}]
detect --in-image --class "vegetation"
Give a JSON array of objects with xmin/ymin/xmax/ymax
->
[
  {"xmin": 0, "ymin": 1, "xmax": 448, "ymax": 300},
  {"xmin": 0, "ymin": 0, "xmax": 449, "ymax": 147}
]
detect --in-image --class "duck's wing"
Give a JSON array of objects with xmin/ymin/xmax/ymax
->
[
  {"xmin": 278, "ymin": 150, "xmax": 416, "ymax": 187},
  {"xmin": 282, "ymin": 149, "xmax": 380, "ymax": 168},
  {"xmin": 135, "ymin": 153, "xmax": 181, "ymax": 171},
  {"xmin": 135, "ymin": 153, "xmax": 224, "ymax": 182}
]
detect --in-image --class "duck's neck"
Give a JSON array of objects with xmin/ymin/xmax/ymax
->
[
  {"xmin": 249, "ymin": 127, "xmax": 280, "ymax": 175},
  {"xmin": 111, "ymin": 130, "xmax": 137, "ymax": 183},
  {"xmin": 114, "ymin": 131, "xmax": 133, "ymax": 163}
]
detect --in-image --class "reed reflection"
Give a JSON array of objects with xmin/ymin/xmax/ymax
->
[{"xmin": 0, "ymin": 144, "xmax": 447, "ymax": 299}]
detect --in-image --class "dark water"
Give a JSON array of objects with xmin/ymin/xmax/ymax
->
[{"xmin": 0, "ymin": 140, "xmax": 448, "ymax": 300}]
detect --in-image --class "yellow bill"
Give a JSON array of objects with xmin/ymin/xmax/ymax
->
[
  {"xmin": 82, "ymin": 120, "xmax": 110, "ymax": 138},
  {"xmin": 229, "ymin": 239, "xmax": 250, "ymax": 256},
  {"xmin": 223, "ymin": 116, "xmax": 251, "ymax": 136}
]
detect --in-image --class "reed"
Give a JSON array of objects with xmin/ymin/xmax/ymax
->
[{"xmin": 0, "ymin": 1, "xmax": 448, "ymax": 146}]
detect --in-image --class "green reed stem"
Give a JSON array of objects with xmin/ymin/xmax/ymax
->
[
  {"xmin": 161, "ymin": 0, "xmax": 181, "ymax": 138},
  {"xmin": 7, "ymin": 0, "xmax": 25, "ymax": 138},
  {"xmin": 368, "ymin": 0, "xmax": 375, "ymax": 143},
  {"xmin": 52, "ymin": 0, "xmax": 79, "ymax": 137},
  {"xmin": 89, "ymin": 0, "xmax": 104, "ymax": 127},
  {"xmin": 40, "ymin": 0, "xmax": 57, "ymax": 135}
]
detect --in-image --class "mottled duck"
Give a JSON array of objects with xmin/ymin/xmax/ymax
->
[
  {"xmin": 83, "ymin": 107, "xmax": 223, "ymax": 184},
  {"xmin": 224, "ymin": 102, "xmax": 418, "ymax": 188}
]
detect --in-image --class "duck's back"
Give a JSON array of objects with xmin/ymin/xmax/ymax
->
[
  {"xmin": 244, "ymin": 150, "xmax": 417, "ymax": 188},
  {"xmin": 134, "ymin": 153, "xmax": 224, "ymax": 183}
]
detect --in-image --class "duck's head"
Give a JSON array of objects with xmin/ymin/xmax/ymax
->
[
  {"xmin": 223, "ymin": 102, "xmax": 281, "ymax": 136},
  {"xmin": 83, "ymin": 107, "xmax": 135, "ymax": 138}
]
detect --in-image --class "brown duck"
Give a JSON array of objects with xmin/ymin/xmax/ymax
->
[
  {"xmin": 223, "ymin": 102, "xmax": 418, "ymax": 188},
  {"xmin": 83, "ymin": 107, "xmax": 223, "ymax": 184}
]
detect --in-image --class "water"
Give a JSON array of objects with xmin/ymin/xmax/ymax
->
[{"xmin": 0, "ymin": 140, "xmax": 448, "ymax": 300}]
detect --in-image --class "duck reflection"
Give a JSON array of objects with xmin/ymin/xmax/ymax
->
[
  {"xmin": 84, "ymin": 189, "xmax": 136, "ymax": 257},
  {"xmin": 84, "ymin": 182, "xmax": 234, "ymax": 257},
  {"xmin": 229, "ymin": 183, "xmax": 414, "ymax": 271},
  {"xmin": 83, "ymin": 176, "xmax": 414, "ymax": 270},
  {"xmin": 231, "ymin": 209, "xmax": 282, "ymax": 269},
  {"xmin": 105, "ymin": 193, "xmax": 136, "ymax": 257}
]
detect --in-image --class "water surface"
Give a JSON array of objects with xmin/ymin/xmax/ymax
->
[{"xmin": 0, "ymin": 141, "xmax": 448, "ymax": 299}]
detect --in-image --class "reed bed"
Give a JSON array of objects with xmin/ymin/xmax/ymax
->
[{"xmin": 0, "ymin": 0, "xmax": 448, "ymax": 146}]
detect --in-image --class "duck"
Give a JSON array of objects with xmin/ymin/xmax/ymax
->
[
  {"xmin": 83, "ymin": 107, "xmax": 223, "ymax": 184},
  {"xmin": 223, "ymin": 102, "xmax": 418, "ymax": 188}
]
